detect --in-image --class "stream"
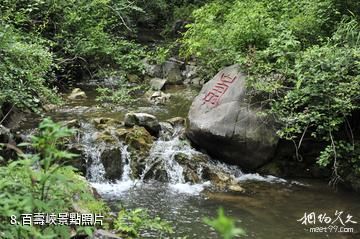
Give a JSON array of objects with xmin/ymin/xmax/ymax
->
[{"xmin": 18, "ymin": 84, "xmax": 360, "ymax": 239}]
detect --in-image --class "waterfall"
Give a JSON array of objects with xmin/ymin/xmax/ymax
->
[
  {"xmin": 81, "ymin": 123, "xmax": 107, "ymax": 183},
  {"xmin": 81, "ymin": 122, "xmax": 134, "ymax": 183},
  {"xmin": 81, "ymin": 120, "xmax": 288, "ymax": 197},
  {"xmin": 120, "ymin": 144, "xmax": 132, "ymax": 181}
]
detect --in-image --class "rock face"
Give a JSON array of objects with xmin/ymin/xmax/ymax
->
[{"xmin": 187, "ymin": 64, "xmax": 278, "ymax": 170}]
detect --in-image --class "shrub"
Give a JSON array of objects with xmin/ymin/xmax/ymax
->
[
  {"xmin": 0, "ymin": 24, "xmax": 59, "ymax": 112},
  {"xmin": 114, "ymin": 208, "xmax": 173, "ymax": 238},
  {"xmin": 0, "ymin": 118, "xmax": 108, "ymax": 238},
  {"xmin": 204, "ymin": 208, "xmax": 245, "ymax": 239}
]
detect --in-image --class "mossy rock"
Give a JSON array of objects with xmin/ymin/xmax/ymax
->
[
  {"xmin": 93, "ymin": 131, "xmax": 117, "ymax": 144},
  {"xmin": 125, "ymin": 126, "xmax": 153, "ymax": 152},
  {"xmin": 124, "ymin": 126, "xmax": 154, "ymax": 179},
  {"xmin": 101, "ymin": 146, "xmax": 123, "ymax": 180},
  {"xmin": 91, "ymin": 117, "xmax": 123, "ymax": 130}
]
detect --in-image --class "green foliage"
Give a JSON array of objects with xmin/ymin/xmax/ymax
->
[
  {"xmin": 0, "ymin": 118, "xmax": 108, "ymax": 238},
  {"xmin": 0, "ymin": 24, "xmax": 60, "ymax": 112},
  {"xmin": 182, "ymin": 0, "xmax": 360, "ymax": 182},
  {"xmin": 1, "ymin": 0, "xmax": 143, "ymax": 69},
  {"xmin": 148, "ymin": 46, "xmax": 171, "ymax": 64},
  {"xmin": 318, "ymin": 141, "xmax": 360, "ymax": 169},
  {"xmin": 255, "ymin": 19, "xmax": 360, "ymax": 176},
  {"xmin": 181, "ymin": 0, "xmax": 345, "ymax": 77},
  {"xmin": 0, "ymin": 0, "xmax": 146, "ymax": 112},
  {"xmin": 204, "ymin": 208, "xmax": 245, "ymax": 239},
  {"xmin": 133, "ymin": 0, "xmax": 207, "ymax": 28},
  {"xmin": 96, "ymin": 79, "xmax": 146, "ymax": 105},
  {"xmin": 114, "ymin": 208, "xmax": 173, "ymax": 238}
]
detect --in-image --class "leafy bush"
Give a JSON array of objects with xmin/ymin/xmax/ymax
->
[
  {"xmin": 0, "ymin": 118, "xmax": 109, "ymax": 238},
  {"xmin": 0, "ymin": 24, "xmax": 59, "ymax": 112},
  {"xmin": 204, "ymin": 208, "xmax": 245, "ymax": 239},
  {"xmin": 181, "ymin": 0, "xmax": 344, "ymax": 77},
  {"xmin": 252, "ymin": 19, "xmax": 360, "ymax": 180},
  {"xmin": 96, "ymin": 79, "xmax": 146, "ymax": 105},
  {"xmin": 0, "ymin": 0, "xmax": 146, "ymax": 113},
  {"xmin": 114, "ymin": 208, "xmax": 173, "ymax": 238}
]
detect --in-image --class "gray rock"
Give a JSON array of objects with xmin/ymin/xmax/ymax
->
[
  {"xmin": 124, "ymin": 126, "xmax": 154, "ymax": 178},
  {"xmin": 166, "ymin": 117, "xmax": 186, "ymax": 127},
  {"xmin": 142, "ymin": 59, "xmax": 162, "ymax": 78},
  {"xmin": 149, "ymin": 91, "xmax": 171, "ymax": 105},
  {"xmin": 91, "ymin": 117, "xmax": 123, "ymax": 130},
  {"xmin": 100, "ymin": 146, "xmax": 123, "ymax": 180},
  {"xmin": 61, "ymin": 119, "xmax": 81, "ymax": 129},
  {"xmin": 191, "ymin": 77, "xmax": 205, "ymax": 86},
  {"xmin": 150, "ymin": 78, "xmax": 167, "ymax": 91},
  {"xmin": 67, "ymin": 88, "xmax": 87, "ymax": 100},
  {"xmin": 159, "ymin": 122, "xmax": 174, "ymax": 140},
  {"xmin": 163, "ymin": 60, "xmax": 183, "ymax": 84},
  {"xmin": 92, "ymin": 229, "xmax": 122, "ymax": 239},
  {"xmin": 187, "ymin": 64, "xmax": 279, "ymax": 170},
  {"xmin": 183, "ymin": 65, "xmax": 198, "ymax": 79},
  {"xmin": 42, "ymin": 104, "xmax": 57, "ymax": 112},
  {"xmin": 124, "ymin": 112, "xmax": 161, "ymax": 136}
]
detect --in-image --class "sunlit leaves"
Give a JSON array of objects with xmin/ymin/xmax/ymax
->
[{"xmin": 204, "ymin": 208, "xmax": 246, "ymax": 239}]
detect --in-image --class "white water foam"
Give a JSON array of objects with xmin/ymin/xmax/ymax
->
[
  {"xmin": 91, "ymin": 180, "xmax": 139, "ymax": 196},
  {"xmin": 169, "ymin": 181, "xmax": 211, "ymax": 195},
  {"xmin": 141, "ymin": 128, "xmax": 202, "ymax": 184},
  {"xmin": 236, "ymin": 173, "xmax": 287, "ymax": 183}
]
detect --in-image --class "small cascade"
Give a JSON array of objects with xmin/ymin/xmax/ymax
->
[
  {"xmin": 80, "ymin": 122, "xmax": 134, "ymax": 183},
  {"xmin": 120, "ymin": 144, "xmax": 132, "ymax": 181},
  {"xmin": 81, "ymin": 123, "xmax": 107, "ymax": 182},
  {"xmin": 140, "ymin": 125, "xmax": 205, "ymax": 184},
  {"xmin": 81, "ymin": 120, "xmax": 291, "ymax": 198}
]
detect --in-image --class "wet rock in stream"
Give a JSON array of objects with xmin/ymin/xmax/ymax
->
[
  {"xmin": 149, "ymin": 78, "xmax": 167, "ymax": 91},
  {"xmin": 124, "ymin": 112, "xmax": 161, "ymax": 136},
  {"xmin": 61, "ymin": 111, "xmax": 248, "ymax": 193},
  {"xmin": 67, "ymin": 88, "xmax": 87, "ymax": 100},
  {"xmin": 148, "ymin": 91, "xmax": 171, "ymax": 105},
  {"xmin": 124, "ymin": 126, "xmax": 154, "ymax": 179},
  {"xmin": 100, "ymin": 146, "xmax": 123, "ymax": 180}
]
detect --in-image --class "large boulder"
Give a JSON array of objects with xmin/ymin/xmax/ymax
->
[{"xmin": 187, "ymin": 64, "xmax": 278, "ymax": 170}]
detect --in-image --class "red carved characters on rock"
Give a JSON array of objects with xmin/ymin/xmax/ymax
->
[{"xmin": 202, "ymin": 73, "xmax": 237, "ymax": 107}]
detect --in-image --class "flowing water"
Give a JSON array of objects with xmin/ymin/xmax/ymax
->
[{"xmin": 18, "ymin": 85, "xmax": 360, "ymax": 239}]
